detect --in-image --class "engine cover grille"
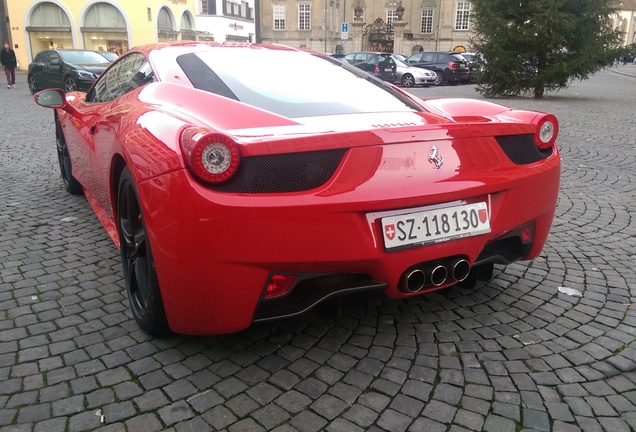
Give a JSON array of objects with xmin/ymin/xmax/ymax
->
[{"xmin": 210, "ymin": 149, "xmax": 347, "ymax": 193}]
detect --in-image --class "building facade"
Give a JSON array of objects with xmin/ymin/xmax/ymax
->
[
  {"xmin": 5, "ymin": 0, "xmax": 254, "ymax": 70},
  {"xmin": 196, "ymin": 0, "xmax": 256, "ymax": 42},
  {"xmin": 257, "ymin": 0, "xmax": 476, "ymax": 55},
  {"xmin": 257, "ymin": 0, "xmax": 636, "ymax": 56}
]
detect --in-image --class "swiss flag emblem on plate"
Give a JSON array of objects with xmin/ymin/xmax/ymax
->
[{"xmin": 385, "ymin": 224, "xmax": 396, "ymax": 240}]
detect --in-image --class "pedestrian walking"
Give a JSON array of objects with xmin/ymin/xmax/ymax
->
[{"xmin": 1, "ymin": 42, "xmax": 17, "ymax": 89}]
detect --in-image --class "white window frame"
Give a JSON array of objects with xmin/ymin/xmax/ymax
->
[
  {"xmin": 299, "ymin": 4, "xmax": 311, "ymax": 31},
  {"xmin": 386, "ymin": 9, "xmax": 397, "ymax": 32},
  {"xmin": 455, "ymin": 2, "xmax": 471, "ymax": 31},
  {"xmin": 273, "ymin": 3, "xmax": 286, "ymax": 30},
  {"xmin": 421, "ymin": 9, "xmax": 433, "ymax": 34}
]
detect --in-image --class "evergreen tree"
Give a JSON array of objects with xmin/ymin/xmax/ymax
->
[{"xmin": 470, "ymin": 0, "xmax": 624, "ymax": 98}]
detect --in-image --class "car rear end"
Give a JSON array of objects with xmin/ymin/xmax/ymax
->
[
  {"xmin": 447, "ymin": 53, "xmax": 470, "ymax": 84},
  {"xmin": 137, "ymin": 46, "xmax": 560, "ymax": 334},
  {"xmin": 375, "ymin": 53, "xmax": 397, "ymax": 82}
]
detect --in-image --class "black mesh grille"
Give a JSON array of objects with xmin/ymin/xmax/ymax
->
[
  {"xmin": 210, "ymin": 149, "xmax": 347, "ymax": 193},
  {"xmin": 495, "ymin": 134, "xmax": 553, "ymax": 165}
]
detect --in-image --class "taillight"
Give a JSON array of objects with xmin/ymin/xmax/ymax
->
[
  {"xmin": 374, "ymin": 65, "xmax": 380, "ymax": 74},
  {"xmin": 532, "ymin": 114, "xmax": 559, "ymax": 150},
  {"xmin": 180, "ymin": 127, "xmax": 241, "ymax": 183},
  {"xmin": 264, "ymin": 274, "xmax": 297, "ymax": 299},
  {"xmin": 448, "ymin": 61, "xmax": 458, "ymax": 71}
]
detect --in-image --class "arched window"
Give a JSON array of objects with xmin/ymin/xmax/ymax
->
[
  {"xmin": 27, "ymin": 2, "xmax": 73, "ymax": 55},
  {"xmin": 30, "ymin": 2, "xmax": 71, "ymax": 26},
  {"xmin": 181, "ymin": 12, "xmax": 196, "ymax": 41},
  {"xmin": 82, "ymin": 2, "xmax": 129, "ymax": 55},
  {"xmin": 158, "ymin": 7, "xmax": 178, "ymax": 41}
]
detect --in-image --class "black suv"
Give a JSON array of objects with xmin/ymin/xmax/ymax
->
[
  {"xmin": 405, "ymin": 51, "xmax": 469, "ymax": 85},
  {"xmin": 343, "ymin": 52, "xmax": 397, "ymax": 82}
]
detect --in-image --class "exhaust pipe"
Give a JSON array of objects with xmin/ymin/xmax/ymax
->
[
  {"xmin": 400, "ymin": 268, "xmax": 427, "ymax": 293},
  {"xmin": 452, "ymin": 259, "xmax": 471, "ymax": 282},
  {"xmin": 429, "ymin": 265, "xmax": 448, "ymax": 286}
]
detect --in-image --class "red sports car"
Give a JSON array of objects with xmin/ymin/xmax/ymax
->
[{"xmin": 34, "ymin": 42, "xmax": 561, "ymax": 336}]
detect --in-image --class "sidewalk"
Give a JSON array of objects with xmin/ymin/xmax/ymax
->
[{"xmin": 607, "ymin": 62, "xmax": 636, "ymax": 79}]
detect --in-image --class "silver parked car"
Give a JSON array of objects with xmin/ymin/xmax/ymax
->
[{"xmin": 394, "ymin": 56, "xmax": 437, "ymax": 87}]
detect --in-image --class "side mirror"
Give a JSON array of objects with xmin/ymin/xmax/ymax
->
[{"xmin": 34, "ymin": 89, "xmax": 66, "ymax": 108}]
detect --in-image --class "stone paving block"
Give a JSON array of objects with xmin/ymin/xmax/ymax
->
[
  {"xmin": 224, "ymin": 393, "xmax": 259, "ymax": 418},
  {"xmin": 157, "ymin": 400, "xmax": 194, "ymax": 427},
  {"xmin": 289, "ymin": 410, "xmax": 328, "ymax": 432},
  {"xmin": 376, "ymin": 408, "xmax": 412, "ymax": 432},
  {"xmin": 342, "ymin": 403, "xmax": 378, "ymax": 428},
  {"xmin": 483, "ymin": 414, "xmax": 516, "ymax": 432},
  {"xmin": 250, "ymin": 403, "xmax": 290, "ymax": 430},
  {"xmin": 125, "ymin": 413, "xmax": 163, "ymax": 432},
  {"xmin": 422, "ymin": 400, "xmax": 457, "ymax": 423},
  {"xmin": 310, "ymin": 394, "xmax": 348, "ymax": 420}
]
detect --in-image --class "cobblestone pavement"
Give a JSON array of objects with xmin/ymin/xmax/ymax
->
[{"xmin": 1, "ymin": 65, "xmax": 635, "ymax": 432}]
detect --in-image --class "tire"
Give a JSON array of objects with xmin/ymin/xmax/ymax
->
[
  {"xmin": 433, "ymin": 71, "xmax": 445, "ymax": 86},
  {"xmin": 117, "ymin": 167, "xmax": 170, "ymax": 336},
  {"xmin": 55, "ymin": 115, "xmax": 83, "ymax": 195},
  {"xmin": 28, "ymin": 75, "xmax": 38, "ymax": 95},
  {"xmin": 401, "ymin": 73, "xmax": 415, "ymax": 87},
  {"xmin": 64, "ymin": 76, "xmax": 77, "ymax": 92}
]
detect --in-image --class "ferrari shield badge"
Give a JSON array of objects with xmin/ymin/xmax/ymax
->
[{"xmin": 427, "ymin": 146, "xmax": 443, "ymax": 171}]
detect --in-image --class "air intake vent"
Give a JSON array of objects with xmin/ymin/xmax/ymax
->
[
  {"xmin": 495, "ymin": 134, "xmax": 552, "ymax": 165},
  {"xmin": 209, "ymin": 149, "xmax": 346, "ymax": 193}
]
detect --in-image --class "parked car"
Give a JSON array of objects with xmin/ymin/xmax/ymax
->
[
  {"xmin": 28, "ymin": 49, "xmax": 111, "ymax": 94},
  {"xmin": 406, "ymin": 51, "xmax": 470, "ymax": 85},
  {"xmin": 458, "ymin": 52, "xmax": 483, "ymax": 82},
  {"xmin": 343, "ymin": 51, "xmax": 397, "ymax": 82},
  {"xmin": 344, "ymin": 52, "xmax": 435, "ymax": 87},
  {"xmin": 393, "ymin": 56, "xmax": 437, "ymax": 87},
  {"xmin": 34, "ymin": 41, "xmax": 561, "ymax": 336}
]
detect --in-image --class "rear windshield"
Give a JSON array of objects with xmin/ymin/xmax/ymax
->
[
  {"xmin": 450, "ymin": 53, "xmax": 467, "ymax": 62},
  {"xmin": 176, "ymin": 49, "xmax": 421, "ymax": 118}
]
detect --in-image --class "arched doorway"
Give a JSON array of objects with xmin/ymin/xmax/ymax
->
[
  {"xmin": 26, "ymin": 2, "xmax": 73, "ymax": 55},
  {"xmin": 82, "ymin": 2, "xmax": 129, "ymax": 55},
  {"xmin": 158, "ymin": 7, "xmax": 179, "ymax": 41}
]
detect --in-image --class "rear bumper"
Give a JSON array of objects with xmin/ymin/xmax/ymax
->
[{"xmin": 138, "ymin": 136, "xmax": 560, "ymax": 335}]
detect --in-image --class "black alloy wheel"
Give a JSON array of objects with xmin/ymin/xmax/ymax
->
[
  {"xmin": 117, "ymin": 167, "xmax": 170, "ymax": 336},
  {"xmin": 433, "ymin": 71, "xmax": 445, "ymax": 86},
  {"xmin": 401, "ymin": 73, "xmax": 415, "ymax": 87},
  {"xmin": 28, "ymin": 75, "xmax": 38, "ymax": 95},
  {"xmin": 55, "ymin": 116, "xmax": 82, "ymax": 195},
  {"xmin": 64, "ymin": 76, "xmax": 77, "ymax": 92}
]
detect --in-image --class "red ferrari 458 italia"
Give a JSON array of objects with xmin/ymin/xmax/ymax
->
[{"xmin": 34, "ymin": 42, "xmax": 560, "ymax": 336}]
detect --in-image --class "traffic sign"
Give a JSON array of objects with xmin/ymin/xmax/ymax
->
[{"xmin": 341, "ymin": 22, "xmax": 348, "ymax": 40}]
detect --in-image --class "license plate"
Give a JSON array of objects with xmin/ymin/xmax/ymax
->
[
  {"xmin": 384, "ymin": 68, "xmax": 392, "ymax": 72},
  {"xmin": 381, "ymin": 202, "xmax": 490, "ymax": 251}
]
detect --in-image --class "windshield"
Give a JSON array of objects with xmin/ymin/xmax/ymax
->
[
  {"xmin": 59, "ymin": 50, "xmax": 111, "ymax": 64},
  {"xmin": 177, "ymin": 49, "xmax": 422, "ymax": 118}
]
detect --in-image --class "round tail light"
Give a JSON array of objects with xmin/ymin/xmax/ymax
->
[
  {"xmin": 180, "ymin": 128, "xmax": 240, "ymax": 183},
  {"xmin": 533, "ymin": 114, "xmax": 559, "ymax": 150}
]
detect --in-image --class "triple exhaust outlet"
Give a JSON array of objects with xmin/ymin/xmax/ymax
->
[{"xmin": 400, "ymin": 258, "xmax": 471, "ymax": 293}]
